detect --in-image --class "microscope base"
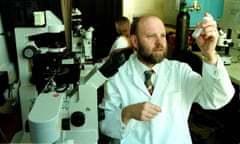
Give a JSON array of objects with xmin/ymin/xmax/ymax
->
[
  {"xmin": 220, "ymin": 55, "xmax": 232, "ymax": 65},
  {"xmin": 13, "ymin": 83, "xmax": 99, "ymax": 144}
]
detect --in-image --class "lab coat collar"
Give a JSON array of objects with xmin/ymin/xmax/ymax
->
[{"xmin": 127, "ymin": 53, "xmax": 171, "ymax": 97}]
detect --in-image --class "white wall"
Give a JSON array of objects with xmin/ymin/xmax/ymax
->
[{"xmin": 122, "ymin": 0, "xmax": 164, "ymax": 22}]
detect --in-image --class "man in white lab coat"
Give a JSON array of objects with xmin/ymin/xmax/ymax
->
[{"xmin": 99, "ymin": 13, "xmax": 235, "ymax": 144}]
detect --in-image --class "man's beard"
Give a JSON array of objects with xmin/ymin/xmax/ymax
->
[{"xmin": 137, "ymin": 44, "xmax": 166, "ymax": 65}]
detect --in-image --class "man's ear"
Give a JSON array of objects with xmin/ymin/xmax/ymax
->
[{"xmin": 130, "ymin": 35, "xmax": 138, "ymax": 49}]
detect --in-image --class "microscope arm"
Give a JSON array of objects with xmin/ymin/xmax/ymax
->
[{"xmin": 99, "ymin": 47, "xmax": 134, "ymax": 77}]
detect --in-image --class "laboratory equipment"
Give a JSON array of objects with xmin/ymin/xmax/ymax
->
[
  {"xmin": 25, "ymin": 65, "xmax": 106, "ymax": 144},
  {"xmin": 217, "ymin": 28, "xmax": 234, "ymax": 65},
  {"xmin": 175, "ymin": 2, "xmax": 190, "ymax": 52},
  {"xmin": 14, "ymin": 11, "xmax": 65, "ymax": 134},
  {"xmin": 13, "ymin": 10, "xmax": 103, "ymax": 144},
  {"xmin": 71, "ymin": 8, "xmax": 94, "ymax": 64},
  {"xmin": 12, "ymin": 8, "xmax": 134, "ymax": 143},
  {"xmin": 219, "ymin": 0, "xmax": 240, "ymax": 50},
  {"xmin": 163, "ymin": 0, "xmax": 224, "ymax": 28},
  {"xmin": 25, "ymin": 39, "xmax": 133, "ymax": 143}
]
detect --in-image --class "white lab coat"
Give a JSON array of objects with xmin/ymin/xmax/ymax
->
[{"xmin": 99, "ymin": 53, "xmax": 235, "ymax": 144}]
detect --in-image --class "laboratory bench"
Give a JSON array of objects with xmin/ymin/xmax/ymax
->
[
  {"xmin": 224, "ymin": 48, "xmax": 240, "ymax": 86},
  {"xmin": 192, "ymin": 48, "xmax": 240, "ymax": 86}
]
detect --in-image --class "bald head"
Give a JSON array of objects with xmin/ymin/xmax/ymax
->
[{"xmin": 131, "ymin": 15, "xmax": 166, "ymax": 36}]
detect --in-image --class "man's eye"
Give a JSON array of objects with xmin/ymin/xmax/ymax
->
[
  {"xmin": 161, "ymin": 34, "xmax": 166, "ymax": 38},
  {"xmin": 147, "ymin": 33, "xmax": 166, "ymax": 39},
  {"xmin": 147, "ymin": 34, "xmax": 155, "ymax": 38}
]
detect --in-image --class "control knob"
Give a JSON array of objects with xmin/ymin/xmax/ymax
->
[{"xmin": 71, "ymin": 111, "xmax": 85, "ymax": 127}]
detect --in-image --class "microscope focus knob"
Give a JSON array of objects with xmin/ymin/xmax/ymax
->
[
  {"xmin": 23, "ymin": 45, "xmax": 38, "ymax": 59},
  {"xmin": 71, "ymin": 111, "xmax": 85, "ymax": 127}
]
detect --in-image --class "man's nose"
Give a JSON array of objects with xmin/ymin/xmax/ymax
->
[{"xmin": 155, "ymin": 35, "xmax": 164, "ymax": 45}]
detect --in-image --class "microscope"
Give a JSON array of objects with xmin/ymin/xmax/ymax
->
[
  {"xmin": 71, "ymin": 8, "xmax": 94, "ymax": 67},
  {"xmin": 14, "ymin": 10, "xmax": 106, "ymax": 144},
  {"xmin": 13, "ymin": 9, "xmax": 134, "ymax": 143},
  {"xmin": 217, "ymin": 28, "xmax": 234, "ymax": 65}
]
